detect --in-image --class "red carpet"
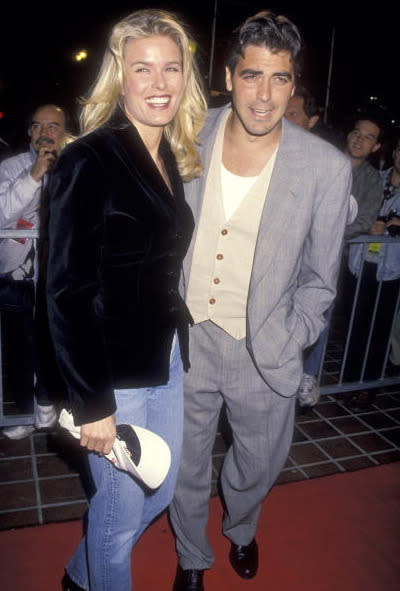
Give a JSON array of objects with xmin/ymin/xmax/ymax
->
[{"xmin": 1, "ymin": 463, "xmax": 399, "ymax": 590}]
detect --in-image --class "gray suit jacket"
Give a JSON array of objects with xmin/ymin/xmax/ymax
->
[{"xmin": 184, "ymin": 105, "xmax": 352, "ymax": 396}]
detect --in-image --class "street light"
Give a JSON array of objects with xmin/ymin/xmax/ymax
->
[{"xmin": 74, "ymin": 50, "xmax": 88, "ymax": 62}]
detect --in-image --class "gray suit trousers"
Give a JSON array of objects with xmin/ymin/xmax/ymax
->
[{"xmin": 170, "ymin": 320, "xmax": 296, "ymax": 570}]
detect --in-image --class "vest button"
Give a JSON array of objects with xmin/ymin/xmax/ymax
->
[
  {"xmin": 221, "ymin": 229, "xmax": 228, "ymax": 235},
  {"xmin": 216, "ymin": 254, "xmax": 223, "ymax": 260},
  {"xmin": 213, "ymin": 278, "xmax": 220, "ymax": 284},
  {"xmin": 209, "ymin": 298, "xmax": 216, "ymax": 305}
]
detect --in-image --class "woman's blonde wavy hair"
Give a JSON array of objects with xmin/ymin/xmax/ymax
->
[{"xmin": 80, "ymin": 9, "xmax": 207, "ymax": 181}]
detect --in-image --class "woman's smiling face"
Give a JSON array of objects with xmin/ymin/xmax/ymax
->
[{"xmin": 121, "ymin": 34, "xmax": 185, "ymax": 136}]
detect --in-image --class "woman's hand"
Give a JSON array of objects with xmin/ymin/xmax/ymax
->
[{"xmin": 80, "ymin": 415, "xmax": 116, "ymax": 455}]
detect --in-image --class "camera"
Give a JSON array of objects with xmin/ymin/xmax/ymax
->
[{"xmin": 377, "ymin": 209, "xmax": 400, "ymax": 237}]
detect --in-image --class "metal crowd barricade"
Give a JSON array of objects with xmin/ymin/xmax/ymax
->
[
  {"xmin": 319, "ymin": 234, "xmax": 400, "ymax": 395},
  {"xmin": 0, "ymin": 228, "xmax": 38, "ymax": 427},
  {"xmin": 1, "ymin": 231, "xmax": 400, "ymax": 427}
]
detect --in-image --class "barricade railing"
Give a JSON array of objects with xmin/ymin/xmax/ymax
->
[
  {"xmin": 1, "ymin": 231, "xmax": 400, "ymax": 426},
  {"xmin": 319, "ymin": 234, "xmax": 400, "ymax": 395}
]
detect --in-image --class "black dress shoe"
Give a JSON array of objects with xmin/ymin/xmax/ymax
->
[
  {"xmin": 61, "ymin": 572, "xmax": 85, "ymax": 591},
  {"xmin": 173, "ymin": 565, "xmax": 204, "ymax": 591},
  {"xmin": 229, "ymin": 539, "xmax": 258, "ymax": 579}
]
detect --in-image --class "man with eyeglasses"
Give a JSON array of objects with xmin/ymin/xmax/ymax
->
[{"xmin": 0, "ymin": 104, "xmax": 67, "ymax": 439}]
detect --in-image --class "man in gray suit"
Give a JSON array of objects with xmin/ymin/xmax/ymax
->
[{"xmin": 170, "ymin": 11, "xmax": 352, "ymax": 591}]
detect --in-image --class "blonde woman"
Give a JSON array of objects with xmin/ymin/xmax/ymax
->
[{"xmin": 46, "ymin": 9, "xmax": 206, "ymax": 591}]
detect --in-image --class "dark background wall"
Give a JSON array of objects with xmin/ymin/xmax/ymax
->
[{"xmin": 1, "ymin": 2, "xmax": 398, "ymax": 152}]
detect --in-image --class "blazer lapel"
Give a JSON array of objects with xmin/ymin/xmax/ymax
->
[
  {"xmin": 183, "ymin": 107, "xmax": 229, "ymax": 280},
  {"xmin": 250, "ymin": 119, "xmax": 310, "ymax": 291},
  {"xmin": 109, "ymin": 108, "xmax": 176, "ymax": 211}
]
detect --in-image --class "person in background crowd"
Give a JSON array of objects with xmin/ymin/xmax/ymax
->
[
  {"xmin": 345, "ymin": 132, "xmax": 400, "ymax": 410},
  {"xmin": 344, "ymin": 117, "xmax": 383, "ymax": 240},
  {"xmin": 169, "ymin": 11, "xmax": 351, "ymax": 591},
  {"xmin": 45, "ymin": 9, "xmax": 206, "ymax": 591},
  {"xmin": 338, "ymin": 115, "xmax": 384, "ymax": 409},
  {"xmin": 284, "ymin": 85, "xmax": 319, "ymax": 131},
  {"xmin": 0, "ymin": 104, "xmax": 67, "ymax": 439},
  {"xmin": 384, "ymin": 135, "xmax": 400, "ymax": 373}
]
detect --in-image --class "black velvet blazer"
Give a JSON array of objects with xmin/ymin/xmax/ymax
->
[{"xmin": 46, "ymin": 108, "xmax": 194, "ymax": 425}]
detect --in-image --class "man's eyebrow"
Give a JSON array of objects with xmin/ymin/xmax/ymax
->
[
  {"xmin": 31, "ymin": 120, "xmax": 61, "ymax": 126},
  {"xmin": 238, "ymin": 68, "xmax": 263, "ymax": 76},
  {"xmin": 274, "ymin": 71, "xmax": 293, "ymax": 79},
  {"xmin": 238, "ymin": 68, "xmax": 293, "ymax": 80}
]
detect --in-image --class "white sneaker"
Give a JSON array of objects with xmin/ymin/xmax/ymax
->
[
  {"xmin": 297, "ymin": 373, "xmax": 320, "ymax": 408},
  {"xmin": 35, "ymin": 404, "xmax": 57, "ymax": 429},
  {"xmin": 2, "ymin": 425, "xmax": 35, "ymax": 440}
]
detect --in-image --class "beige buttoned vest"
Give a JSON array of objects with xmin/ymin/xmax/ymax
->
[{"xmin": 186, "ymin": 109, "xmax": 277, "ymax": 339}]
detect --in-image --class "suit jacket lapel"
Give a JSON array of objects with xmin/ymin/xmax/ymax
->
[
  {"xmin": 183, "ymin": 107, "xmax": 228, "ymax": 280},
  {"xmin": 184, "ymin": 112, "xmax": 221, "ymax": 219},
  {"xmin": 250, "ymin": 118, "xmax": 310, "ymax": 291}
]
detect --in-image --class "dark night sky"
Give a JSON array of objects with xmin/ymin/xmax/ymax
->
[{"xmin": 1, "ymin": 2, "xmax": 398, "ymax": 148}]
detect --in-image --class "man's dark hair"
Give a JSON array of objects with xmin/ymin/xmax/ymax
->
[
  {"xmin": 225, "ymin": 10, "xmax": 303, "ymax": 78},
  {"xmin": 293, "ymin": 86, "xmax": 318, "ymax": 118},
  {"xmin": 351, "ymin": 112, "xmax": 386, "ymax": 144}
]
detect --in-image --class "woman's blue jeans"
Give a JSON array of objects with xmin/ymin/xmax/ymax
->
[{"xmin": 66, "ymin": 337, "xmax": 183, "ymax": 591}]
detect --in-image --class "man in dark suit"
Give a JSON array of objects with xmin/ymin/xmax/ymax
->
[{"xmin": 170, "ymin": 11, "xmax": 352, "ymax": 591}]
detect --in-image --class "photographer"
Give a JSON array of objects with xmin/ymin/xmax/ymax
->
[
  {"xmin": 0, "ymin": 104, "xmax": 67, "ymax": 439},
  {"xmin": 344, "ymin": 133, "xmax": 400, "ymax": 400}
]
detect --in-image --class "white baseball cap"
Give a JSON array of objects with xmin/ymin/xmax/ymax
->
[{"xmin": 59, "ymin": 409, "xmax": 171, "ymax": 489}]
